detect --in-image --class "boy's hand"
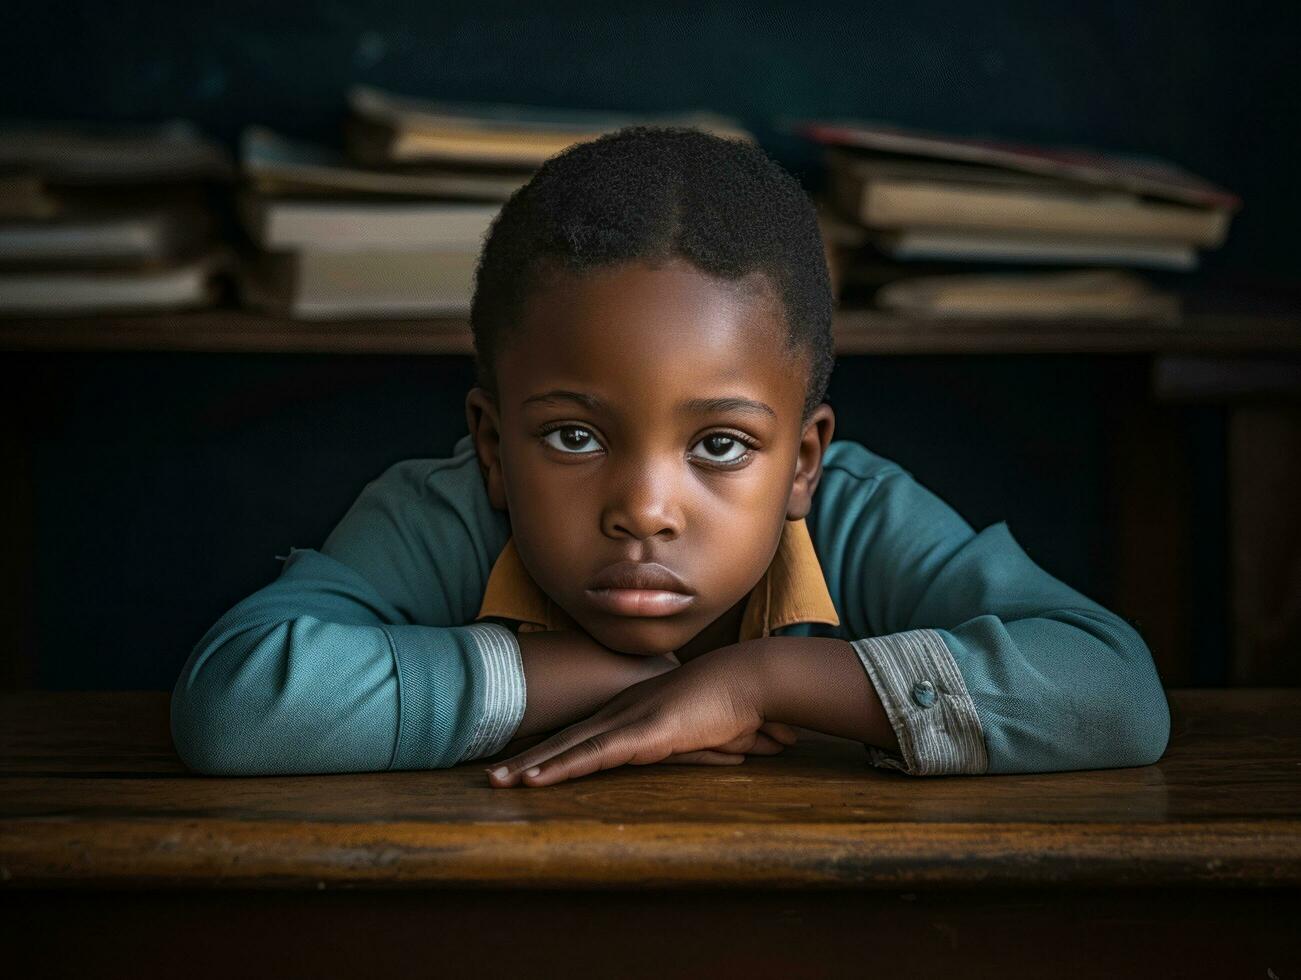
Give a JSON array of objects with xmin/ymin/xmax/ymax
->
[{"xmin": 484, "ymin": 645, "xmax": 794, "ymax": 788}]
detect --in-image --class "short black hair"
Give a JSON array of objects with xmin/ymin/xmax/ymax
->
[{"xmin": 470, "ymin": 125, "xmax": 835, "ymax": 422}]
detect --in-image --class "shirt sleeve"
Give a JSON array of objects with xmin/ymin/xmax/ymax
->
[
  {"xmin": 809, "ymin": 441, "xmax": 1171, "ymax": 777},
  {"xmin": 170, "ymin": 436, "xmax": 528, "ymax": 776}
]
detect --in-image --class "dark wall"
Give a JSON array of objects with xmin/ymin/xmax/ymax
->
[{"xmin": 4, "ymin": 0, "xmax": 1297, "ymax": 277}]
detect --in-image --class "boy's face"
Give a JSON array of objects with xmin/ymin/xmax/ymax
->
[{"xmin": 466, "ymin": 257, "xmax": 834, "ymax": 657}]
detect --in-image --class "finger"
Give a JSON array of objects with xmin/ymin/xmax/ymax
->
[
  {"xmin": 662, "ymin": 750, "xmax": 746, "ymax": 765},
  {"xmin": 710, "ymin": 730, "xmax": 785, "ymax": 755},
  {"xmin": 709, "ymin": 732, "xmax": 755, "ymax": 754},
  {"xmin": 481, "ymin": 730, "xmax": 549, "ymax": 765},
  {"xmin": 486, "ymin": 719, "xmax": 609, "ymax": 786},
  {"xmin": 759, "ymin": 721, "xmax": 799, "ymax": 746},
  {"xmin": 520, "ymin": 726, "xmax": 661, "ymax": 787},
  {"xmin": 741, "ymin": 732, "xmax": 786, "ymax": 756}
]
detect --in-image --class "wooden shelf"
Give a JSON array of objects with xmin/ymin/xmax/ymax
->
[
  {"xmin": 834, "ymin": 309, "xmax": 1301, "ymax": 354},
  {"xmin": 0, "ymin": 307, "xmax": 1298, "ymax": 355}
]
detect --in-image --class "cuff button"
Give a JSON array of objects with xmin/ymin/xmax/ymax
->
[{"xmin": 911, "ymin": 680, "xmax": 937, "ymax": 708}]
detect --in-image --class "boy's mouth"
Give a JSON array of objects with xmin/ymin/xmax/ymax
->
[
  {"xmin": 586, "ymin": 588, "xmax": 696, "ymax": 617},
  {"xmin": 586, "ymin": 562, "xmax": 696, "ymax": 618}
]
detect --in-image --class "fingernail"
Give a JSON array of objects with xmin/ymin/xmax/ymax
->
[
  {"xmin": 491, "ymin": 766, "xmax": 509, "ymax": 780},
  {"xmin": 525, "ymin": 766, "xmax": 541, "ymax": 778}
]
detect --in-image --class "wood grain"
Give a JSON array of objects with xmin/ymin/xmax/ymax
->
[{"xmin": 2, "ymin": 689, "xmax": 1298, "ymax": 890}]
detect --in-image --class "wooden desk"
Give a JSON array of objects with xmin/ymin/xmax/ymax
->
[{"xmin": 2, "ymin": 690, "xmax": 1298, "ymax": 978}]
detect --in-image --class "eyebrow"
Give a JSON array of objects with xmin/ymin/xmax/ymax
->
[
  {"xmin": 521, "ymin": 390, "xmax": 777, "ymax": 420},
  {"xmin": 682, "ymin": 396, "xmax": 778, "ymax": 420}
]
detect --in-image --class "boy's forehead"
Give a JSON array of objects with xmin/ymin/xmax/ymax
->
[{"xmin": 503, "ymin": 259, "xmax": 802, "ymax": 416}]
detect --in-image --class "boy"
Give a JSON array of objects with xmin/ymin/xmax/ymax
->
[{"xmin": 171, "ymin": 126, "xmax": 1171, "ymax": 787}]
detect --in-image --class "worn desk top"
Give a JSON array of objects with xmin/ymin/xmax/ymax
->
[{"xmin": 1, "ymin": 689, "xmax": 1298, "ymax": 890}]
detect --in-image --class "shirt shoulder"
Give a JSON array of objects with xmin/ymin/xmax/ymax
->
[
  {"xmin": 811, "ymin": 438, "xmax": 968, "ymax": 544},
  {"xmin": 798, "ymin": 440, "xmax": 904, "ymax": 622},
  {"xmin": 347, "ymin": 433, "xmax": 483, "ymax": 502},
  {"xmin": 804, "ymin": 439, "xmax": 959, "ymax": 631},
  {"xmin": 819, "ymin": 438, "xmax": 912, "ymax": 485},
  {"xmin": 328, "ymin": 434, "xmax": 501, "ymax": 531},
  {"xmin": 320, "ymin": 433, "xmax": 510, "ymax": 625}
]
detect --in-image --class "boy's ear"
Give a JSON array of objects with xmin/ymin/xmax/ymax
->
[
  {"xmin": 465, "ymin": 387, "xmax": 509, "ymax": 511},
  {"xmin": 786, "ymin": 403, "xmax": 835, "ymax": 522}
]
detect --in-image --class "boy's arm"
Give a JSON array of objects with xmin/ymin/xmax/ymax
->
[
  {"xmin": 790, "ymin": 443, "xmax": 1171, "ymax": 776},
  {"xmin": 749, "ymin": 637, "xmax": 900, "ymax": 752},
  {"xmin": 511, "ymin": 630, "xmax": 676, "ymax": 738},
  {"xmin": 170, "ymin": 439, "xmax": 660, "ymax": 776},
  {"xmin": 170, "ymin": 544, "xmax": 520, "ymax": 776}
]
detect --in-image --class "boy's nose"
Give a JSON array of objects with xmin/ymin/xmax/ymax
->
[{"xmin": 601, "ymin": 466, "xmax": 684, "ymax": 541}]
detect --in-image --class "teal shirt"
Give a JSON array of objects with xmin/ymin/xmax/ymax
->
[{"xmin": 170, "ymin": 434, "xmax": 1171, "ymax": 776}]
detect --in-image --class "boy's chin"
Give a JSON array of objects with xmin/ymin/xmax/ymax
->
[{"xmin": 583, "ymin": 619, "xmax": 687, "ymax": 657}]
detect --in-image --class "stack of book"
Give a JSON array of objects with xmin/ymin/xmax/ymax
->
[
  {"xmin": 0, "ymin": 122, "xmax": 231, "ymax": 315},
  {"xmin": 239, "ymin": 86, "xmax": 751, "ymax": 319},
  {"xmin": 800, "ymin": 120, "xmax": 1241, "ymax": 320}
]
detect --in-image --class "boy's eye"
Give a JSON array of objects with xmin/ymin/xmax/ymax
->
[
  {"xmin": 689, "ymin": 434, "xmax": 749, "ymax": 465},
  {"xmin": 542, "ymin": 426, "xmax": 601, "ymax": 454},
  {"xmin": 540, "ymin": 427, "xmax": 753, "ymax": 465}
]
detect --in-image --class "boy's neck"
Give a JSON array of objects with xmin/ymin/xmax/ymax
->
[{"xmin": 673, "ymin": 595, "xmax": 749, "ymax": 664}]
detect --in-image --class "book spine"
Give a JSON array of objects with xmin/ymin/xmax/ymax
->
[{"xmin": 861, "ymin": 182, "xmax": 1228, "ymax": 246}]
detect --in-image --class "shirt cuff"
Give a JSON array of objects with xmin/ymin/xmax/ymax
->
[
  {"xmin": 850, "ymin": 629, "xmax": 989, "ymax": 775},
  {"xmin": 455, "ymin": 622, "xmax": 527, "ymax": 763}
]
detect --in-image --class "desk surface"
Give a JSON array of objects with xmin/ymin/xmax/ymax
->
[{"xmin": 2, "ymin": 689, "xmax": 1298, "ymax": 891}]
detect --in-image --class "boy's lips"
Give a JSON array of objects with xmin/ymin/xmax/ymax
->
[{"xmin": 585, "ymin": 561, "xmax": 695, "ymax": 618}]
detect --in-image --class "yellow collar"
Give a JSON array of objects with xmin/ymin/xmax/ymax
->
[{"xmin": 474, "ymin": 518, "xmax": 840, "ymax": 640}]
